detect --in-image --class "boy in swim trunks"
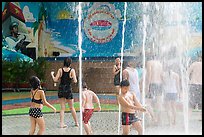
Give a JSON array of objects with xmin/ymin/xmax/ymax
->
[
  {"xmin": 82, "ymin": 82, "xmax": 101, "ymax": 135},
  {"xmin": 118, "ymin": 80, "xmax": 146, "ymax": 135}
]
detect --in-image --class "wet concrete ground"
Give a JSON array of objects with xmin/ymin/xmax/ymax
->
[{"xmin": 2, "ymin": 111, "xmax": 202, "ymax": 135}]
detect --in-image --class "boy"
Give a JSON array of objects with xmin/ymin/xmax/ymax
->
[
  {"xmin": 118, "ymin": 79, "xmax": 146, "ymax": 135},
  {"xmin": 82, "ymin": 82, "xmax": 101, "ymax": 135}
]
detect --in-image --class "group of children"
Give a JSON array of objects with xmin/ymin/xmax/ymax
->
[
  {"xmin": 28, "ymin": 75, "xmax": 146, "ymax": 135},
  {"xmin": 27, "ymin": 56, "xmax": 145, "ymax": 135}
]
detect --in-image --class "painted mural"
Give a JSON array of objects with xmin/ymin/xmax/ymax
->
[
  {"xmin": 2, "ymin": 2, "xmax": 40, "ymax": 61},
  {"xmin": 2, "ymin": 2, "xmax": 202, "ymax": 61},
  {"xmin": 44, "ymin": 2, "xmax": 137, "ymax": 57}
]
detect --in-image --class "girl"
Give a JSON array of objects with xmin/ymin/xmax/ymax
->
[
  {"xmin": 51, "ymin": 57, "xmax": 79, "ymax": 128},
  {"xmin": 28, "ymin": 76, "xmax": 56, "ymax": 135}
]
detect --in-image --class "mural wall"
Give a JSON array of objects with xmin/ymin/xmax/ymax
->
[
  {"xmin": 2, "ymin": 2, "xmax": 40, "ymax": 61},
  {"xmin": 41, "ymin": 2, "xmax": 139, "ymax": 58},
  {"xmin": 2, "ymin": 2, "xmax": 202, "ymax": 61}
]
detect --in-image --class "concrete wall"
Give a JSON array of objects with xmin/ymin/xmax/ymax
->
[{"xmin": 45, "ymin": 60, "xmax": 117, "ymax": 94}]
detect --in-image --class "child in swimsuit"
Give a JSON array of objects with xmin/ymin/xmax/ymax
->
[
  {"xmin": 82, "ymin": 81, "xmax": 101, "ymax": 135},
  {"xmin": 28, "ymin": 76, "xmax": 56, "ymax": 135},
  {"xmin": 118, "ymin": 79, "xmax": 146, "ymax": 135}
]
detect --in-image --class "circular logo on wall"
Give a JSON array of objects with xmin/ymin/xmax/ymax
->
[{"xmin": 84, "ymin": 10, "xmax": 119, "ymax": 44}]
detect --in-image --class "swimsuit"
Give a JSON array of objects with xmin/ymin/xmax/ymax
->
[
  {"xmin": 29, "ymin": 90, "xmax": 43, "ymax": 118},
  {"xmin": 29, "ymin": 108, "xmax": 43, "ymax": 118},
  {"xmin": 31, "ymin": 90, "xmax": 43, "ymax": 104},
  {"xmin": 58, "ymin": 68, "xmax": 73, "ymax": 99},
  {"xmin": 114, "ymin": 67, "xmax": 120, "ymax": 86},
  {"xmin": 83, "ymin": 109, "xmax": 94, "ymax": 124},
  {"xmin": 165, "ymin": 93, "xmax": 178, "ymax": 101},
  {"xmin": 121, "ymin": 112, "xmax": 140, "ymax": 125},
  {"xmin": 189, "ymin": 84, "xmax": 202, "ymax": 109},
  {"xmin": 146, "ymin": 83, "xmax": 163, "ymax": 99}
]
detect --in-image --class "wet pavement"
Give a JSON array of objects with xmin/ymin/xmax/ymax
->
[{"xmin": 2, "ymin": 111, "xmax": 202, "ymax": 135}]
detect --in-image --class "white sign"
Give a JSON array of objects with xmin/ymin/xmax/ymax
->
[{"xmin": 84, "ymin": 10, "xmax": 119, "ymax": 44}]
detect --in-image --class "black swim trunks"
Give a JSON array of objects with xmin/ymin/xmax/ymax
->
[
  {"xmin": 189, "ymin": 84, "xmax": 202, "ymax": 109},
  {"xmin": 121, "ymin": 112, "xmax": 140, "ymax": 125},
  {"xmin": 58, "ymin": 84, "xmax": 73, "ymax": 99},
  {"xmin": 58, "ymin": 92, "xmax": 73, "ymax": 99},
  {"xmin": 146, "ymin": 83, "xmax": 163, "ymax": 99}
]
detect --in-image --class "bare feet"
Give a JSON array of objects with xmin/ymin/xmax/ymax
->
[
  {"xmin": 75, "ymin": 123, "xmax": 79, "ymax": 127},
  {"xmin": 60, "ymin": 125, "xmax": 68, "ymax": 128},
  {"xmin": 172, "ymin": 120, "xmax": 176, "ymax": 125}
]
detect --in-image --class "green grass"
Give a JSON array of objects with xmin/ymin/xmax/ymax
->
[{"xmin": 2, "ymin": 102, "xmax": 119, "ymax": 116}]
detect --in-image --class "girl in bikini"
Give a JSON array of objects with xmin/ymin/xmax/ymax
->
[{"xmin": 28, "ymin": 76, "xmax": 56, "ymax": 135}]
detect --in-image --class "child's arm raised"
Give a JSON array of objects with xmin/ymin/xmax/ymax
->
[{"xmin": 51, "ymin": 68, "xmax": 61, "ymax": 82}]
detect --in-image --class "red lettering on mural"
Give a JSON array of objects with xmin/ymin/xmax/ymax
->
[
  {"xmin": 88, "ymin": 10, "xmax": 115, "ymax": 20},
  {"xmin": 112, "ymin": 29, "xmax": 115, "ymax": 34},
  {"xmin": 85, "ymin": 9, "xmax": 117, "ymax": 44},
  {"xmin": 88, "ymin": 29, "xmax": 92, "ymax": 36}
]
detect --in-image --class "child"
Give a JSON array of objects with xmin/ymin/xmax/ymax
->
[
  {"xmin": 28, "ymin": 76, "xmax": 56, "ymax": 135},
  {"xmin": 82, "ymin": 82, "xmax": 101, "ymax": 135},
  {"xmin": 118, "ymin": 79, "xmax": 146, "ymax": 135},
  {"xmin": 162, "ymin": 66, "xmax": 181, "ymax": 126}
]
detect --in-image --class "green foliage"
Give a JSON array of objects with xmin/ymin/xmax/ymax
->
[
  {"xmin": 2, "ymin": 57, "xmax": 49, "ymax": 84},
  {"xmin": 32, "ymin": 2, "xmax": 48, "ymax": 36},
  {"xmin": 31, "ymin": 57, "xmax": 49, "ymax": 82},
  {"xmin": 2, "ymin": 58, "xmax": 27, "ymax": 83},
  {"xmin": 32, "ymin": 21, "xmax": 39, "ymax": 36}
]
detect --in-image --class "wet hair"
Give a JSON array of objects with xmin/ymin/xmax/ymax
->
[
  {"xmin": 120, "ymin": 79, "xmax": 130, "ymax": 87},
  {"xmin": 29, "ymin": 76, "xmax": 41, "ymax": 90},
  {"xmin": 128, "ymin": 61, "xmax": 135, "ymax": 67},
  {"xmin": 115, "ymin": 57, "xmax": 120, "ymax": 62},
  {"xmin": 82, "ymin": 81, "xmax": 88, "ymax": 88},
  {"xmin": 64, "ymin": 57, "xmax": 72, "ymax": 67}
]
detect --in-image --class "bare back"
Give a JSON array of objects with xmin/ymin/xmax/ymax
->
[
  {"xmin": 30, "ymin": 89, "xmax": 43, "ymax": 109},
  {"xmin": 146, "ymin": 60, "xmax": 163, "ymax": 84},
  {"xmin": 82, "ymin": 89, "xmax": 96, "ymax": 109},
  {"xmin": 188, "ymin": 61, "xmax": 202, "ymax": 85}
]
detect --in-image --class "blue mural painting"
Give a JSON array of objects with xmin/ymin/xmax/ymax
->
[
  {"xmin": 2, "ymin": 2, "xmax": 202, "ymax": 60},
  {"xmin": 44, "ymin": 2, "xmax": 139, "ymax": 57}
]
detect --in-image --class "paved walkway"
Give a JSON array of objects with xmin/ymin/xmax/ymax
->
[{"xmin": 2, "ymin": 111, "xmax": 202, "ymax": 135}]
